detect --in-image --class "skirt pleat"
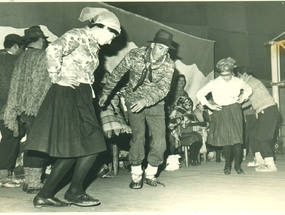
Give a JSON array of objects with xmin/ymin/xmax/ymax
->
[
  {"xmin": 208, "ymin": 103, "xmax": 243, "ymax": 146},
  {"xmin": 25, "ymin": 84, "xmax": 106, "ymax": 158}
]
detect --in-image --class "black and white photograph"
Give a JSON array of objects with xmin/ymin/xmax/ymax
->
[{"xmin": 0, "ymin": 0, "xmax": 284, "ymax": 214}]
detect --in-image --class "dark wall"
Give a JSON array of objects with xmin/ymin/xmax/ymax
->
[
  {"xmin": 0, "ymin": 2, "xmax": 102, "ymax": 36},
  {"xmin": 1, "ymin": 1, "xmax": 284, "ymax": 80},
  {"xmin": 0, "ymin": 1, "xmax": 214, "ymax": 75},
  {"xmin": 109, "ymin": 1, "xmax": 285, "ymax": 81},
  {"xmin": 207, "ymin": 1, "xmax": 285, "ymax": 80}
]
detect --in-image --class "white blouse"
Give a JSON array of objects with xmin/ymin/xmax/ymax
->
[{"xmin": 197, "ymin": 76, "xmax": 252, "ymax": 106}]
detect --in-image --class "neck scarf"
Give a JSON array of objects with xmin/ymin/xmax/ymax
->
[{"xmin": 133, "ymin": 47, "xmax": 168, "ymax": 92}]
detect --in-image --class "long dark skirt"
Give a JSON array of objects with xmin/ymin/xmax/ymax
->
[
  {"xmin": 207, "ymin": 103, "xmax": 243, "ymax": 147},
  {"xmin": 25, "ymin": 84, "xmax": 107, "ymax": 158}
]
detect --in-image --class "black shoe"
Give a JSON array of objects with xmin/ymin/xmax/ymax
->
[
  {"xmin": 22, "ymin": 183, "xmax": 28, "ymax": 192},
  {"xmin": 27, "ymin": 188, "xmax": 42, "ymax": 194},
  {"xmin": 64, "ymin": 191, "xmax": 100, "ymax": 207},
  {"xmin": 224, "ymin": 167, "xmax": 231, "ymax": 175},
  {"xmin": 190, "ymin": 160, "xmax": 200, "ymax": 166},
  {"xmin": 235, "ymin": 168, "xmax": 245, "ymax": 175},
  {"xmin": 33, "ymin": 195, "xmax": 70, "ymax": 208},
  {"xmin": 144, "ymin": 178, "xmax": 165, "ymax": 187},
  {"xmin": 129, "ymin": 178, "xmax": 143, "ymax": 189},
  {"xmin": 23, "ymin": 183, "xmax": 42, "ymax": 194}
]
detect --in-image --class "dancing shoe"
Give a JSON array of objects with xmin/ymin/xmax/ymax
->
[
  {"xmin": 129, "ymin": 178, "xmax": 143, "ymax": 189},
  {"xmin": 22, "ymin": 183, "xmax": 42, "ymax": 194},
  {"xmin": 64, "ymin": 191, "xmax": 101, "ymax": 207},
  {"xmin": 235, "ymin": 168, "xmax": 245, "ymax": 175},
  {"xmin": 190, "ymin": 160, "xmax": 200, "ymax": 166},
  {"xmin": 0, "ymin": 176, "xmax": 22, "ymax": 188},
  {"xmin": 255, "ymin": 164, "xmax": 277, "ymax": 172},
  {"xmin": 224, "ymin": 167, "xmax": 231, "ymax": 175},
  {"xmin": 33, "ymin": 195, "xmax": 70, "ymax": 208},
  {"xmin": 1, "ymin": 181, "xmax": 21, "ymax": 188},
  {"xmin": 247, "ymin": 158, "xmax": 265, "ymax": 167},
  {"xmin": 144, "ymin": 178, "xmax": 165, "ymax": 187}
]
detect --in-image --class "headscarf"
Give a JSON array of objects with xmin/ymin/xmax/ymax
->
[
  {"xmin": 79, "ymin": 7, "xmax": 121, "ymax": 35},
  {"xmin": 216, "ymin": 57, "xmax": 236, "ymax": 72}
]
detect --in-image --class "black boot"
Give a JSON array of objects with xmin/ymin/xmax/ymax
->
[
  {"xmin": 233, "ymin": 143, "xmax": 245, "ymax": 174},
  {"xmin": 189, "ymin": 142, "xmax": 202, "ymax": 166},
  {"xmin": 223, "ymin": 145, "xmax": 233, "ymax": 175}
]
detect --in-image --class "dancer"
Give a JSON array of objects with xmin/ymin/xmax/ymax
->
[
  {"xmin": 234, "ymin": 66, "xmax": 279, "ymax": 172},
  {"xmin": 99, "ymin": 29, "xmax": 175, "ymax": 188},
  {"xmin": 197, "ymin": 57, "xmax": 252, "ymax": 175},
  {"xmin": 25, "ymin": 7, "xmax": 121, "ymax": 207}
]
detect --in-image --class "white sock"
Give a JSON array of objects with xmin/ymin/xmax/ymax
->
[
  {"xmin": 255, "ymin": 152, "xmax": 263, "ymax": 161},
  {"xmin": 131, "ymin": 165, "xmax": 143, "ymax": 182},
  {"xmin": 131, "ymin": 165, "xmax": 143, "ymax": 175},
  {"xmin": 145, "ymin": 164, "xmax": 158, "ymax": 179},
  {"xmin": 264, "ymin": 157, "xmax": 275, "ymax": 167}
]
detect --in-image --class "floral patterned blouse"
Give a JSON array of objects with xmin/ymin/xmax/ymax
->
[{"xmin": 46, "ymin": 26, "xmax": 100, "ymax": 84}]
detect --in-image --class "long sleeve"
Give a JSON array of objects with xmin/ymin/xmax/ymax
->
[
  {"xmin": 240, "ymin": 80, "xmax": 252, "ymax": 101},
  {"xmin": 102, "ymin": 52, "xmax": 131, "ymax": 96},
  {"xmin": 140, "ymin": 64, "xmax": 174, "ymax": 107},
  {"xmin": 196, "ymin": 81, "xmax": 213, "ymax": 106},
  {"xmin": 46, "ymin": 30, "xmax": 80, "ymax": 83},
  {"xmin": 103, "ymin": 47, "xmax": 175, "ymax": 106}
]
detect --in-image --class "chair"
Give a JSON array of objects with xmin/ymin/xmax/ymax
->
[
  {"xmin": 180, "ymin": 130, "xmax": 206, "ymax": 167},
  {"xmin": 112, "ymin": 144, "xmax": 119, "ymax": 175},
  {"xmin": 194, "ymin": 125, "xmax": 208, "ymax": 163},
  {"xmin": 109, "ymin": 134, "xmax": 131, "ymax": 175}
]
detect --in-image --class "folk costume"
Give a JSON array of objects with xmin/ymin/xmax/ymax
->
[
  {"xmin": 4, "ymin": 26, "xmax": 52, "ymax": 194},
  {"xmin": 102, "ymin": 30, "xmax": 175, "ymax": 188},
  {"xmin": 235, "ymin": 67, "xmax": 279, "ymax": 172},
  {"xmin": 167, "ymin": 95, "xmax": 203, "ymax": 166},
  {"xmin": 25, "ymin": 7, "xmax": 121, "ymax": 208},
  {"xmin": 197, "ymin": 57, "xmax": 252, "ymax": 175},
  {"xmin": 4, "ymin": 48, "xmax": 51, "ymax": 192},
  {"xmin": 25, "ymin": 27, "xmax": 106, "ymax": 157},
  {"xmin": 0, "ymin": 49, "xmax": 22, "ymax": 187}
]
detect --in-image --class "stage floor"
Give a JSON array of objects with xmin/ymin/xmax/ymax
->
[{"xmin": 1, "ymin": 153, "xmax": 285, "ymax": 215}]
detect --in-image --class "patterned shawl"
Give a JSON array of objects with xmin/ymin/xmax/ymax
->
[
  {"xmin": 100, "ymin": 94, "xmax": 132, "ymax": 138},
  {"xmin": 4, "ymin": 49, "xmax": 52, "ymax": 137}
]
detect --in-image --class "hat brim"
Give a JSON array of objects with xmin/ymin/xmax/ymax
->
[
  {"xmin": 24, "ymin": 36, "xmax": 49, "ymax": 40},
  {"xmin": 9, "ymin": 39, "xmax": 24, "ymax": 44},
  {"xmin": 147, "ymin": 40, "xmax": 175, "ymax": 49}
]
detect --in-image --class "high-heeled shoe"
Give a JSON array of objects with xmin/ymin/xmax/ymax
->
[{"xmin": 33, "ymin": 195, "xmax": 70, "ymax": 208}]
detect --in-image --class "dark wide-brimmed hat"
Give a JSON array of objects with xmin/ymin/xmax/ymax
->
[
  {"xmin": 148, "ymin": 29, "xmax": 175, "ymax": 49},
  {"xmin": 4, "ymin": 34, "xmax": 24, "ymax": 44},
  {"xmin": 24, "ymin": 26, "xmax": 49, "ymax": 40}
]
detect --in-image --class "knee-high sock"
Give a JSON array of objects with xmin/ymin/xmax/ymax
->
[
  {"xmin": 38, "ymin": 158, "xmax": 76, "ymax": 198},
  {"xmin": 189, "ymin": 141, "xmax": 202, "ymax": 161},
  {"xmin": 68, "ymin": 153, "xmax": 98, "ymax": 195},
  {"xmin": 233, "ymin": 143, "xmax": 242, "ymax": 170},
  {"xmin": 223, "ymin": 145, "xmax": 233, "ymax": 169}
]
